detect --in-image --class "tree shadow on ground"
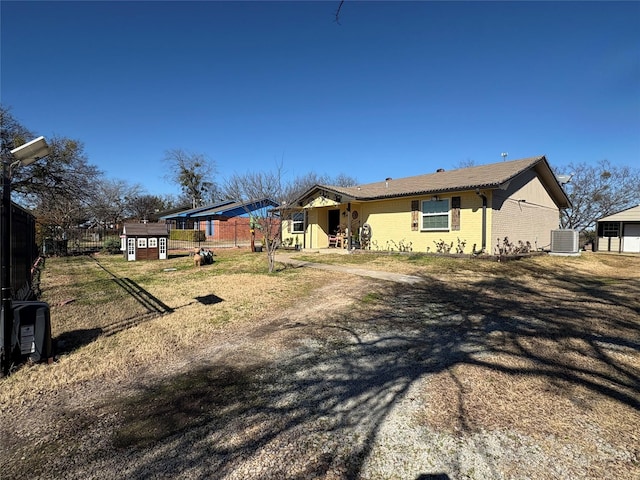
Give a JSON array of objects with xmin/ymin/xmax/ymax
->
[
  {"xmin": 41, "ymin": 261, "xmax": 640, "ymax": 478},
  {"xmin": 50, "ymin": 258, "xmax": 178, "ymax": 357},
  {"xmin": 53, "ymin": 327, "xmax": 103, "ymax": 354}
]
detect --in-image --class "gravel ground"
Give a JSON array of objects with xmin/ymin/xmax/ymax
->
[{"xmin": 1, "ymin": 258, "xmax": 638, "ymax": 480}]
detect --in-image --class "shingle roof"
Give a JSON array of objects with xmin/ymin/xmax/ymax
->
[
  {"xmin": 123, "ymin": 223, "xmax": 169, "ymax": 236},
  {"xmin": 326, "ymin": 157, "xmax": 545, "ymax": 199},
  {"xmin": 296, "ymin": 155, "xmax": 571, "ymax": 209}
]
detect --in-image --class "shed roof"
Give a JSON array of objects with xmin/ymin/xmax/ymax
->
[
  {"xmin": 123, "ymin": 223, "xmax": 169, "ymax": 236},
  {"xmin": 598, "ymin": 204, "xmax": 640, "ymax": 222},
  {"xmin": 295, "ymin": 156, "xmax": 571, "ymax": 209}
]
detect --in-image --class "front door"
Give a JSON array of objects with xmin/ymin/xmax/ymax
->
[{"xmin": 328, "ymin": 209, "xmax": 341, "ymax": 235}]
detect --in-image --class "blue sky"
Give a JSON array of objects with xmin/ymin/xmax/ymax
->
[{"xmin": 2, "ymin": 1, "xmax": 639, "ymax": 197}]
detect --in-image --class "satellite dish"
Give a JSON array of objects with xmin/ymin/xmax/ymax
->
[{"xmin": 556, "ymin": 174, "xmax": 574, "ymax": 185}]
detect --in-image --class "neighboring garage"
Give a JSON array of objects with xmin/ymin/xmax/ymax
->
[{"xmin": 595, "ymin": 205, "xmax": 640, "ymax": 253}]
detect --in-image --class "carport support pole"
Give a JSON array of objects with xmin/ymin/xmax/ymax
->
[{"xmin": 1, "ymin": 156, "xmax": 14, "ymax": 375}]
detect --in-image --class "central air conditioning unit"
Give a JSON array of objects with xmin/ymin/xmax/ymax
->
[{"xmin": 550, "ymin": 229, "xmax": 580, "ymax": 255}]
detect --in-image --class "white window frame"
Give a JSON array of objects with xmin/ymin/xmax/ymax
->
[
  {"xmin": 292, "ymin": 212, "xmax": 304, "ymax": 233},
  {"xmin": 137, "ymin": 237, "xmax": 148, "ymax": 248},
  {"xmin": 421, "ymin": 198, "xmax": 450, "ymax": 231},
  {"xmin": 148, "ymin": 237, "xmax": 158, "ymax": 248}
]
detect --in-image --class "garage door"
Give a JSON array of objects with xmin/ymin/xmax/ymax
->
[{"xmin": 623, "ymin": 224, "xmax": 640, "ymax": 253}]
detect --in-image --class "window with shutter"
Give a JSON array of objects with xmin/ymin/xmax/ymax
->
[{"xmin": 421, "ymin": 198, "xmax": 450, "ymax": 230}]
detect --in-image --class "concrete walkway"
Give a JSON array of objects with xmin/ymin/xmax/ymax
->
[{"xmin": 274, "ymin": 253, "xmax": 424, "ymax": 285}]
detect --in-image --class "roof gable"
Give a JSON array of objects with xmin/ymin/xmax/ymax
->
[{"xmin": 598, "ymin": 204, "xmax": 640, "ymax": 222}]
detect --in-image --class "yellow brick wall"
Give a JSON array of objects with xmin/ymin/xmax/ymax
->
[
  {"xmin": 281, "ymin": 207, "xmax": 340, "ymax": 249},
  {"xmin": 280, "ymin": 220, "xmax": 305, "ymax": 248},
  {"xmin": 491, "ymin": 172, "xmax": 561, "ymax": 252},
  {"xmin": 359, "ymin": 192, "xmax": 489, "ymax": 253}
]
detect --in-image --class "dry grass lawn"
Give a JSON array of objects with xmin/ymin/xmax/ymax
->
[{"xmin": 0, "ymin": 249, "xmax": 638, "ymax": 479}]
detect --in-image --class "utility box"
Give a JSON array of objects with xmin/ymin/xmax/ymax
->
[{"xmin": 9, "ymin": 301, "xmax": 52, "ymax": 363}]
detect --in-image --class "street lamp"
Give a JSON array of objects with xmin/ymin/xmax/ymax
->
[{"xmin": 1, "ymin": 136, "xmax": 50, "ymax": 375}]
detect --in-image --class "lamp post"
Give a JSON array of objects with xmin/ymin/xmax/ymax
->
[{"xmin": 1, "ymin": 136, "xmax": 50, "ymax": 375}]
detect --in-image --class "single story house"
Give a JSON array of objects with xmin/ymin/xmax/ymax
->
[
  {"xmin": 595, "ymin": 205, "xmax": 640, "ymax": 253},
  {"xmin": 160, "ymin": 199, "xmax": 279, "ymax": 245},
  {"xmin": 281, "ymin": 156, "xmax": 571, "ymax": 254},
  {"xmin": 121, "ymin": 223, "xmax": 169, "ymax": 261}
]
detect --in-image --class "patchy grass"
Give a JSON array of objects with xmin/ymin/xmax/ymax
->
[
  {"xmin": 0, "ymin": 250, "xmax": 638, "ymax": 479},
  {"xmin": 0, "ymin": 249, "xmax": 321, "ymax": 404}
]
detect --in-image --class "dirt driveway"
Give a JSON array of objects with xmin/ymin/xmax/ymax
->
[{"xmin": 1, "ymin": 252, "xmax": 638, "ymax": 479}]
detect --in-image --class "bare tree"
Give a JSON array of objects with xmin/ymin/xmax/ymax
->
[
  {"xmin": 455, "ymin": 158, "xmax": 477, "ymax": 169},
  {"xmin": 1, "ymin": 105, "xmax": 34, "ymax": 155},
  {"xmin": 127, "ymin": 194, "xmax": 170, "ymax": 222},
  {"xmin": 163, "ymin": 149, "xmax": 216, "ymax": 208},
  {"xmin": 223, "ymin": 168, "xmax": 285, "ymax": 273},
  {"xmin": 223, "ymin": 168, "xmax": 358, "ymax": 272},
  {"xmin": 334, "ymin": 0, "xmax": 346, "ymax": 24},
  {"xmin": 283, "ymin": 172, "xmax": 357, "ymax": 202},
  {"xmin": 0, "ymin": 107, "xmax": 101, "ymax": 211},
  {"xmin": 13, "ymin": 134, "xmax": 102, "ymax": 243},
  {"xmin": 556, "ymin": 159, "xmax": 640, "ymax": 233},
  {"xmin": 35, "ymin": 195, "xmax": 91, "ymax": 242},
  {"xmin": 88, "ymin": 179, "xmax": 142, "ymax": 229}
]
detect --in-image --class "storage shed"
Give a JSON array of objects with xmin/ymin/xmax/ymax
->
[
  {"xmin": 121, "ymin": 223, "xmax": 169, "ymax": 261},
  {"xmin": 595, "ymin": 205, "xmax": 640, "ymax": 253}
]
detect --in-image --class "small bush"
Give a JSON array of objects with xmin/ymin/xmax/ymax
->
[
  {"xmin": 495, "ymin": 237, "xmax": 532, "ymax": 255},
  {"xmin": 102, "ymin": 238, "xmax": 122, "ymax": 255},
  {"xmin": 434, "ymin": 239, "xmax": 453, "ymax": 254},
  {"xmin": 169, "ymin": 230, "xmax": 206, "ymax": 242},
  {"xmin": 372, "ymin": 239, "xmax": 412, "ymax": 252}
]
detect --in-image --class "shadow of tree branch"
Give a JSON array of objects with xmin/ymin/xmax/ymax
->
[{"xmin": 43, "ymin": 260, "xmax": 639, "ymax": 478}]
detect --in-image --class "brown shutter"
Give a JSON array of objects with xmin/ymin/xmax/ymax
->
[
  {"xmin": 451, "ymin": 196, "xmax": 461, "ymax": 231},
  {"xmin": 411, "ymin": 200, "xmax": 419, "ymax": 231}
]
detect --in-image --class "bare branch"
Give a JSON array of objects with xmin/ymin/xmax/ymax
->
[{"xmin": 335, "ymin": 0, "xmax": 345, "ymax": 25}]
